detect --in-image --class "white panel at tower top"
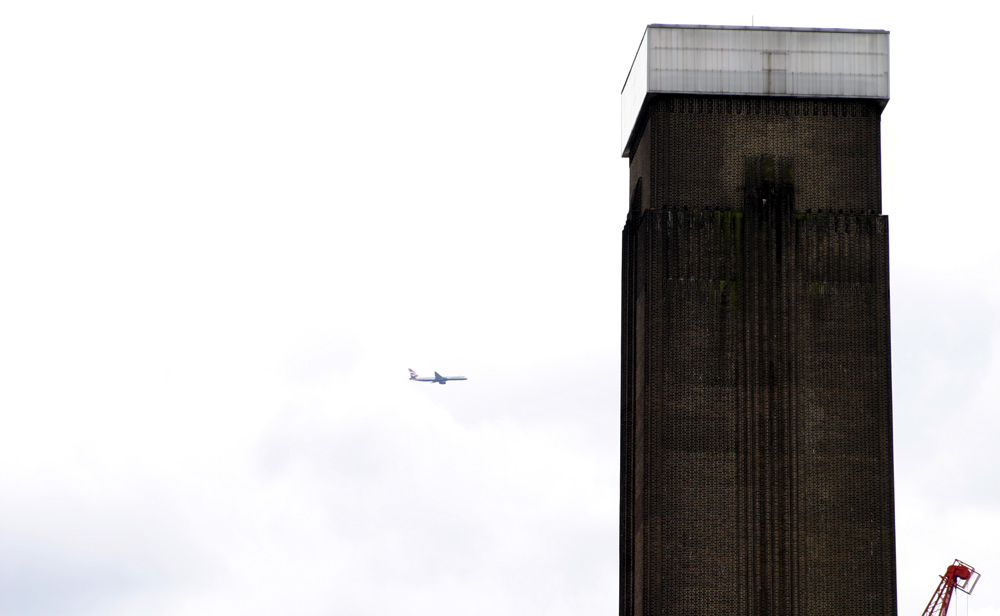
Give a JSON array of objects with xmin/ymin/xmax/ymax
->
[{"xmin": 621, "ymin": 25, "xmax": 890, "ymax": 156}]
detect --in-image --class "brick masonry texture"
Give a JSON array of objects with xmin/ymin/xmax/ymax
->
[{"xmin": 621, "ymin": 94, "xmax": 896, "ymax": 616}]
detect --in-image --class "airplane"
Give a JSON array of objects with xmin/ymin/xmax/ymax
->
[{"xmin": 408, "ymin": 368, "xmax": 467, "ymax": 385}]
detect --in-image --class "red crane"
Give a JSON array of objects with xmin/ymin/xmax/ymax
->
[{"xmin": 921, "ymin": 560, "xmax": 981, "ymax": 616}]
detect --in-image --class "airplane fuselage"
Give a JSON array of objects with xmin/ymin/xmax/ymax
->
[{"xmin": 409, "ymin": 369, "xmax": 467, "ymax": 384}]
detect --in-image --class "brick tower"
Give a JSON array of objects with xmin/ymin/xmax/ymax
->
[{"xmin": 620, "ymin": 26, "xmax": 896, "ymax": 616}]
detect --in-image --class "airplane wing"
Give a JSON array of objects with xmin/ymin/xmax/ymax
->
[{"xmin": 424, "ymin": 371, "xmax": 467, "ymax": 384}]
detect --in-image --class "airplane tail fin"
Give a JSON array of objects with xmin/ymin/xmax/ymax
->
[{"xmin": 408, "ymin": 368, "xmax": 418, "ymax": 380}]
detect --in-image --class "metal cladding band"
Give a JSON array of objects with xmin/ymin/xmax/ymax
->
[{"xmin": 622, "ymin": 25, "xmax": 889, "ymax": 156}]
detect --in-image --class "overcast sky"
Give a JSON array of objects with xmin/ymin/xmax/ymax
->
[{"xmin": 1, "ymin": 1, "xmax": 998, "ymax": 615}]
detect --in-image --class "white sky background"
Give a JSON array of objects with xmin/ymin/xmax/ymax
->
[{"xmin": 0, "ymin": 1, "xmax": 998, "ymax": 615}]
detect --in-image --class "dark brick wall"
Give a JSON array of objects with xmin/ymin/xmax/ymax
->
[
  {"xmin": 626, "ymin": 95, "xmax": 884, "ymax": 220},
  {"xmin": 621, "ymin": 94, "xmax": 896, "ymax": 616}
]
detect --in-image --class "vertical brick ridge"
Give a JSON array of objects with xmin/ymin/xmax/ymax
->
[
  {"xmin": 791, "ymin": 212, "xmax": 808, "ymax": 616},
  {"xmin": 620, "ymin": 218, "xmax": 636, "ymax": 616},
  {"xmin": 738, "ymin": 155, "xmax": 798, "ymax": 616},
  {"xmin": 872, "ymin": 217, "xmax": 898, "ymax": 616}
]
